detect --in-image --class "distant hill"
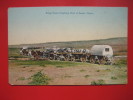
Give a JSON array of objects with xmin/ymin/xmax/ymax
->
[{"xmin": 9, "ymin": 37, "xmax": 127, "ymax": 49}]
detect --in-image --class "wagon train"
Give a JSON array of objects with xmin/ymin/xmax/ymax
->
[{"xmin": 20, "ymin": 45, "xmax": 114, "ymax": 65}]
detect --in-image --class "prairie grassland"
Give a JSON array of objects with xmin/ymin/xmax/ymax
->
[{"xmin": 9, "ymin": 59, "xmax": 127, "ymax": 85}]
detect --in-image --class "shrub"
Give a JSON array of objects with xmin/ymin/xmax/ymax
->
[
  {"xmin": 80, "ymin": 69, "xmax": 86, "ymax": 72},
  {"xmin": 115, "ymin": 59, "xmax": 127, "ymax": 66},
  {"xmin": 28, "ymin": 71, "xmax": 50, "ymax": 85},
  {"xmin": 111, "ymin": 76, "xmax": 117, "ymax": 80},
  {"xmin": 56, "ymin": 65, "xmax": 64, "ymax": 68},
  {"xmin": 91, "ymin": 79, "xmax": 105, "ymax": 85},
  {"xmin": 84, "ymin": 75, "xmax": 90, "ymax": 78},
  {"xmin": 39, "ymin": 64, "xmax": 46, "ymax": 67},
  {"xmin": 106, "ymin": 69, "xmax": 111, "ymax": 71},
  {"xmin": 96, "ymin": 70, "xmax": 100, "ymax": 72},
  {"xmin": 18, "ymin": 77, "xmax": 25, "ymax": 80}
]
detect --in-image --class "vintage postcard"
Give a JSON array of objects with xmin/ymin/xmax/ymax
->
[{"xmin": 8, "ymin": 7, "xmax": 128, "ymax": 85}]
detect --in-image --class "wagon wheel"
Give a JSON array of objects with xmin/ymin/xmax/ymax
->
[
  {"xmin": 66, "ymin": 57, "xmax": 70, "ymax": 61},
  {"xmin": 57, "ymin": 57, "xmax": 60, "ymax": 61},
  {"xmin": 80, "ymin": 57, "xmax": 83, "ymax": 62},
  {"xmin": 95, "ymin": 59, "xmax": 100, "ymax": 64},
  {"xmin": 90, "ymin": 58, "xmax": 95, "ymax": 64},
  {"xmin": 71, "ymin": 57, "xmax": 76, "ymax": 62},
  {"xmin": 69, "ymin": 56, "xmax": 72, "ymax": 61},
  {"xmin": 64, "ymin": 58, "xmax": 67, "ymax": 61},
  {"xmin": 99, "ymin": 59, "xmax": 106, "ymax": 65},
  {"xmin": 106, "ymin": 59, "xmax": 113, "ymax": 65},
  {"xmin": 69, "ymin": 57, "xmax": 71, "ymax": 61},
  {"xmin": 66, "ymin": 57, "xmax": 69, "ymax": 61},
  {"xmin": 104, "ymin": 57, "xmax": 113, "ymax": 65},
  {"xmin": 81, "ymin": 57, "xmax": 86, "ymax": 62}
]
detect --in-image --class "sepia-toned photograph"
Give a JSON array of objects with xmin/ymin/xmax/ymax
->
[{"xmin": 8, "ymin": 7, "xmax": 127, "ymax": 85}]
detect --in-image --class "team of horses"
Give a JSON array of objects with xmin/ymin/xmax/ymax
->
[{"xmin": 20, "ymin": 48, "xmax": 112, "ymax": 65}]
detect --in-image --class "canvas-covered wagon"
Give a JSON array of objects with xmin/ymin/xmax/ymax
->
[{"xmin": 89, "ymin": 45, "xmax": 113, "ymax": 64}]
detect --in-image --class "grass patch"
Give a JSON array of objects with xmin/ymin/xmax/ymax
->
[
  {"xmin": 118, "ymin": 74, "xmax": 127, "ymax": 79},
  {"xmin": 80, "ymin": 69, "xmax": 86, "ymax": 72},
  {"xmin": 105, "ymin": 68, "xmax": 111, "ymax": 71},
  {"xmin": 11, "ymin": 60, "xmax": 87, "ymax": 67},
  {"xmin": 115, "ymin": 59, "xmax": 127, "ymax": 66},
  {"xmin": 39, "ymin": 64, "xmax": 46, "ymax": 67},
  {"xmin": 17, "ymin": 77, "xmax": 25, "ymax": 80},
  {"xmin": 10, "ymin": 55, "xmax": 28, "ymax": 58},
  {"xmin": 56, "ymin": 65, "xmax": 64, "ymax": 68},
  {"xmin": 84, "ymin": 75, "xmax": 90, "ymax": 78},
  {"xmin": 111, "ymin": 76, "xmax": 117, "ymax": 80},
  {"xmin": 91, "ymin": 79, "xmax": 106, "ymax": 85},
  {"xmin": 96, "ymin": 70, "xmax": 100, "ymax": 72},
  {"xmin": 8, "ymin": 48, "xmax": 28, "ymax": 58},
  {"xmin": 28, "ymin": 71, "xmax": 50, "ymax": 85}
]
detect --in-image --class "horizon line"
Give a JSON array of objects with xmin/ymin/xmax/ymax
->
[{"xmin": 8, "ymin": 36, "xmax": 127, "ymax": 46}]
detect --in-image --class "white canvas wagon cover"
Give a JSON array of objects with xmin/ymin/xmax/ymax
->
[{"xmin": 90, "ymin": 45, "xmax": 113, "ymax": 57}]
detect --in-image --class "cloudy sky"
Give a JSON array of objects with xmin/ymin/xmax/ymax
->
[{"xmin": 8, "ymin": 7, "xmax": 127, "ymax": 45}]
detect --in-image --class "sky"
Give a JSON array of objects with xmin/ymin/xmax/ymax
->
[{"xmin": 8, "ymin": 7, "xmax": 127, "ymax": 45}]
